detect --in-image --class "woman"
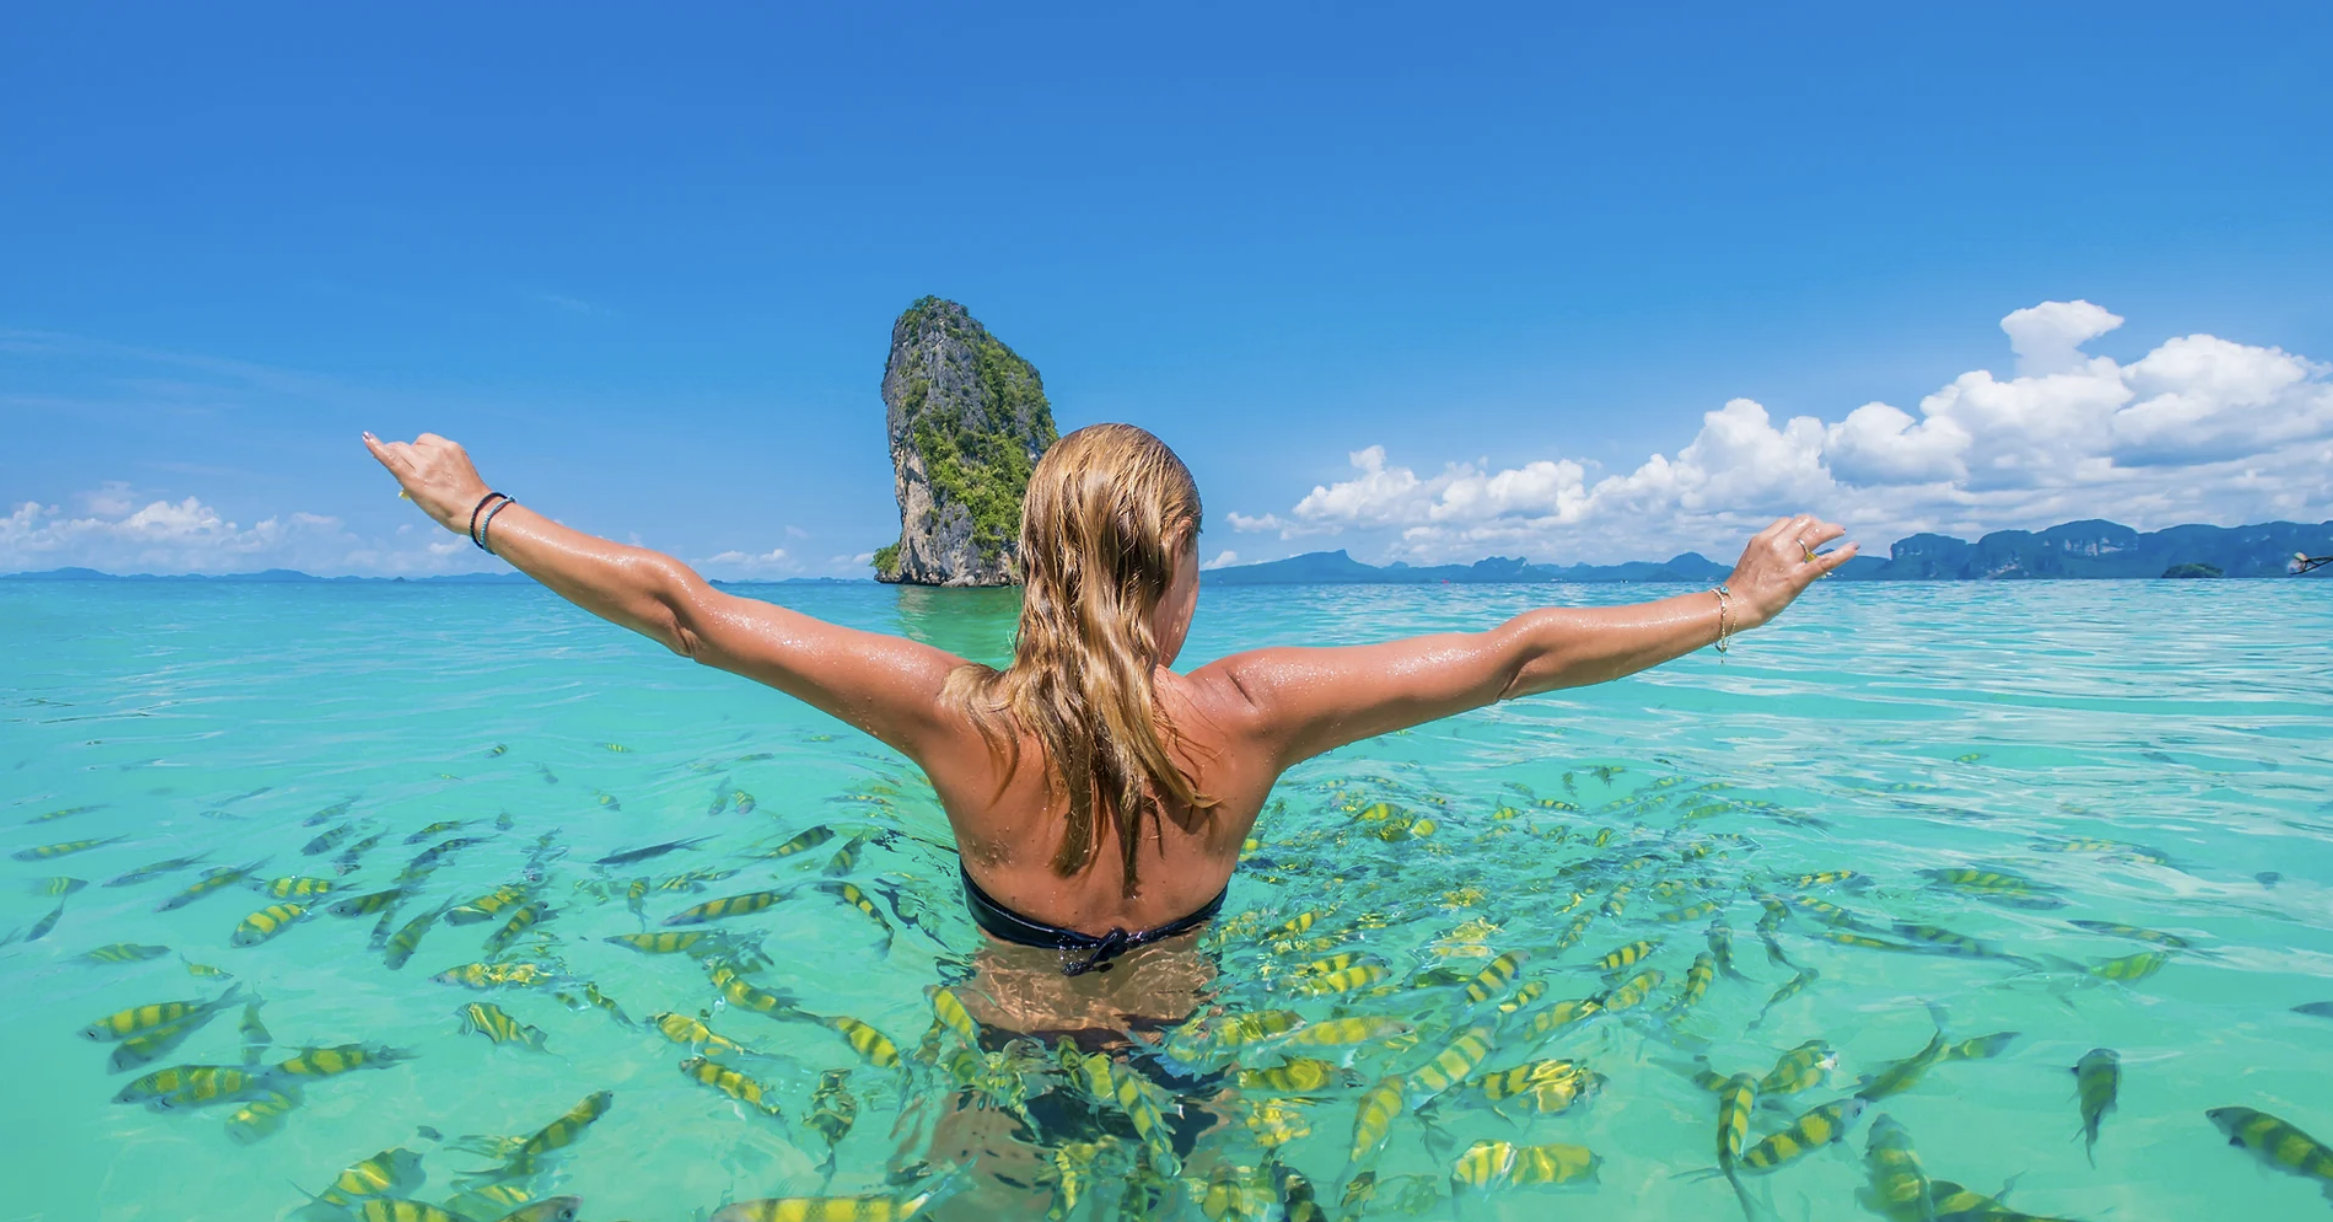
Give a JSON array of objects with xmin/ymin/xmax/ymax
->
[
  {"xmin": 366, "ymin": 423, "xmax": 1851, "ymax": 994},
  {"xmin": 368, "ymin": 423, "xmax": 1852, "ymax": 1204}
]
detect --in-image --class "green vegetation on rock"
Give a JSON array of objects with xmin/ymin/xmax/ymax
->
[{"xmin": 878, "ymin": 297, "xmax": 1059, "ymax": 584}]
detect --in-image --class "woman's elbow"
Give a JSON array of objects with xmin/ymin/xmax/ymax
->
[{"xmin": 641, "ymin": 559, "xmax": 711, "ymax": 659}]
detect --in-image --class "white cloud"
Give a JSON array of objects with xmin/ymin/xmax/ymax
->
[
  {"xmin": 699, "ymin": 546, "xmax": 796, "ymax": 579},
  {"xmin": 2002, "ymin": 299, "xmax": 2123, "ymax": 376},
  {"xmin": 1202, "ymin": 550, "xmax": 1239, "ymax": 570},
  {"xmin": 0, "ymin": 490, "xmax": 479, "ymax": 575},
  {"xmin": 1225, "ymin": 300, "xmax": 2333, "ymax": 564}
]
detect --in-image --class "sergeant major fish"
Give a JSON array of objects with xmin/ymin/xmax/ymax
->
[
  {"xmin": 81, "ymin": 984, "xmax": 243, "ymax": 1041},
  {"xmin": 2074, "ymin": 1048, "xmax": 2120, "ymax": 1166},
  {"xmin": 2208, "ymin": 1106, "xmax": 2333, "ymax": 1200}
]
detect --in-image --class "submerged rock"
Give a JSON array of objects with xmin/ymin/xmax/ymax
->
[{"xmin": 874, "ymin": 298, "xmax": 1058, "ymax": 587}]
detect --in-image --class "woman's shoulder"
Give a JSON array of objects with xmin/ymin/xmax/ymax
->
[{"xmin": 1159, "ymin": 659, "xmax": 1278, "ymax": 745}]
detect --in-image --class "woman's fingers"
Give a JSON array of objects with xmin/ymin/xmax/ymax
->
[{"xmin": 1813, "ymin": 541, "xmax": 1860, "ymax": 574}]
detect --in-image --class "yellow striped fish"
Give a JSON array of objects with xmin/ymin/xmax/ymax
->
[
  {"xmin": 1463, "ymin": 950, "xmax": 1529, "ymax": 1004},
  {"xmin": 926, "ymin": 985, "xmax": 980, "ymax": 1046},
  {"xmin": 1498, "ymin": 978, "xmax": 1550, "ymax": 1015},
  {"xmin": 1736, "ymin": 1098, "xmax": 1867, "ymax": 1173},
  {"xmin": 1237, "ymin": 1056, "xmax": 1356, "ymax": 1095},
  {"xmin": 382, "ymin": 906, "xmax": 442, "ymax": 971},
  {"xmin": 81, "ymin": 985, "xmax": 241, "ymax": 1041},
  {"xmin": 819, "ymin": 881, "xmax": 896, "ymax": 947},
  {"xmin": 12, "ymin": 836, "xmax": 123, "ymax": 861},
  {"xmin": 224, "ymin": 1081, "xmax": 303, "ymax": 1145},
  {"xmin": 81, "ymin": 942, "xmax": 170, "ymax": 964},
  {"xmin": 1406, "ymin": 1024, "xmax": 1497, "ymax": 1101},
  {"xmin": 1855, "ymin": 1028, "xmax": 1947, "ymax": 1102},
  {"xmin": 1475, "ymin": 1058, "xmax": 1599, "ymax": 1114},
  {"xmin": 651, "ymin": 1011, "xmax": 762, "ymax": 1058},
  {"xmin": 458, "ymin": 1003, "xmax": 548, "ymax": 1051},
  {"xmin": 710, "ymin": 1189, "xmax": 940, "ymax": 1222},
  {"xmin": 664, "ymin": 889, "xmax": 785, "ymax": 926},
  {"xmin": 315, "ymin": 1146, "xmax": 424, "ymax": 1206},
  {"xmin": 1668, "ymin": 951, "xmax": 1717, "ymax": 1013},
  {"xmin": 1082, "ymin": 1053, "xmax": 1179, "ymax": 1176},
  {"xmin": 756, "ymin": 825, "xmax": 837, "ymax": 859},
  {"xmin": 326, "ymin": 887, "xmax": 408, "ymax": 917},
  {"xmin": 1946, "ymin": 1032, "xmax": 2020, "ymax": 1062},
  {"xmin": 504, "ymin": 1090, "xmax": 614, "ymax": 1168},
  {"xmin": 680, "ymin": 1055, "xmax": 784, "ymax": 1116},
  {"xmin": 433, "ymin": 961, "xmax": 559, "ymax": 989},
  {"xmin": 1596, "ymin": 969, "xmax": 1664, "ymax": 1014},
  {"xmin": 1214, "ymin": 1010, "xmax": 1306, "ymax": 1047},
  {"xmin": 1453, "ymin": 1140, "xmax": 1600, "ymax": 1189},
  {"xmin": 446, "ymin": 885, "xmax": 530, "ymax": 926},
  {"xmin": 230, "ymin": 902, "xmax": 311, "ymax": 947},
  {"xmin": 1293, "ymin": 962, "xmax": 1391, "ymax": 997},
  {"xmin": 115, "ymin": 1063, "xmax": 260, "ymax": 1108},
  {"xmin": 1758, "ymin": 1039, "xmax": 1835, "ymax": 1095},
  {"xmin": 2207, "ymin": 1107, "xmax": 2333, "ymax": 1196},
  {"xmin": 1348, "ymin": 1075, "xmax": 1406, "ymax": 1163},
  {"xmin": 1857, "ymin": 1113, "xmax": 1931, "ymax": 1222},
  {"xmin": 1923, "ymin": 1180, "xmax": 2079, "ymax": 1221},
  {"xmin": 2089, "ymin": 950, "xmax": 2170, "ymax": 982},
  {"xmin": 822, "ymin": 1015, "xmax": 901, "ymax": 1068},
  {"xmin": 108, "ymin": 1015, "xmax": 210, "ymax": 1072},
  {"xmin": 275, "ymin": 1042, "xmax": 408, "ymax": 1077},
  {"xmin": 707, "ymin": 962, "xmax": 795, "ymax": 1015},
  {"xmin": 1716, "ymin": 1073, "xmax": 1758, "ymax": 1163},
  {"xmin": 1590, "ymin": 939, "xmax": 1661, "ymax": 973},
  {"xmin": 259, "ymin": 875, "xmax": 337, "ymax": 899},
  {"xmin": 1245, "ymin": 1098, "xmax": 1311, "ymax": 1148},
  {"xmin": 1286, "ymin": 1015, "xmax": 1410, "ymax": 1047},
  {"xmin": 1658, "ymin": 899, "xmax": 1722, "ymax": 924},
  {"xmin": 2068, "ymin": 919, "xmax": 2190, "ymax": 948},
  {"xmin": 1518, "ymin": 997, "xmax": 1602, "ymax": 1041}
]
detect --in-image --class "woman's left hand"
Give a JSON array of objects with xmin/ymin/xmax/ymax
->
[{"xmin": 362, "ymin": 432, "xmax": 494, "ymax": 536}]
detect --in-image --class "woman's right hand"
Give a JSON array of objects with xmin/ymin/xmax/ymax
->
[
  {"xmin": 362, "ymin": 432, "xmax": 495, "ymax": 537},
  {"xmin": 1726, "ymin": 514, "xmax": 1858, "ymax": 630}
]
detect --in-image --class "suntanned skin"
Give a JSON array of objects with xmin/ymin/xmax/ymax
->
[{"xmin": 366, "ymin": 432, "xmax": 1857, "ymax": 938}]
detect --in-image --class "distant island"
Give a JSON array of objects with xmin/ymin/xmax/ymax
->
[
  {"xmin": 8, "ymin": 518, "xmax": 2327, "ymax": 585},
  {"xmin": 1203, "ymin": 518, "xmax": 2333, "ymax": 584}
]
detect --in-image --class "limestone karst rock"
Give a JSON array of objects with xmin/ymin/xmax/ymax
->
[{"xmin": 874, "ymin": 297, "xmax": 1058, "ymax": 586}]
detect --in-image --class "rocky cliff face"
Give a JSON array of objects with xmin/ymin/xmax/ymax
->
[{"xmin": 874, "ymin": 298, "xmax": 1058, "ymax": 587}]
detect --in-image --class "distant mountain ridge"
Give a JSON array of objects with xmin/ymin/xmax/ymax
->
[
  {"xmin": 8, "ymin": 518, "xmax": 2328, "ymax": 584},
  {"xmin": 1204, "ymin": 518, "xmax": 2333, "ymax": 584}
]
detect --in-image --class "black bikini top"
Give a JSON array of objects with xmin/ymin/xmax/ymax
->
[{"xmin": 959, "ymin": 865, "xmax": 1227, "ymax": 977}]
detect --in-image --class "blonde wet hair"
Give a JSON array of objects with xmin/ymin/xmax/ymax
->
[{"xmin": 945, "ymin": 423, "xmax": 1215, "ymax": 896}]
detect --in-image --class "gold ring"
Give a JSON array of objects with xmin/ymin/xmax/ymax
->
[
  {"xmin": 1799, "ymin": 539, "xmax": 1816, "ymax": 562},
  {"xmin": 397, "ymin": 488, "xmax": 411, "ymax": 500}
]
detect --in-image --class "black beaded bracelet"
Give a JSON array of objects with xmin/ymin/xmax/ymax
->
[
  {"xmin": 477, "ymin": 497, "xmax": 518, "ymax": 555},
  {"xmin": 467, "ymin": 492, "xmax": 508, "ymax": 548}
]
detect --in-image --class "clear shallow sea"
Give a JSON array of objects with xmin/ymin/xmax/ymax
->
[{"xmin": 3, "ymin": 578, "xmax": 2332, "ymax": 1222}]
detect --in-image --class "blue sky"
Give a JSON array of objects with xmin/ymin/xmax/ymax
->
[{"xmin": 5, "ymin": 3, "xmax": 2330, "ymax": 576}]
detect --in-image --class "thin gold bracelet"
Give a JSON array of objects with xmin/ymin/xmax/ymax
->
[{"xmin": 1711, "ymin": 584, "xmax": 1733, "ymax": 657}]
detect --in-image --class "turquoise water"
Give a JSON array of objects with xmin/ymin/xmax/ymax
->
[{"xmin": 4, "ymin": 578, "xmax": 2332, "ymax": 1222}]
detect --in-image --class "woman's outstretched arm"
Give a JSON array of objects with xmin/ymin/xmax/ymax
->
[
  {"xmin": 362, "ymin": 432, "xmax": 962, "ymax": 755},
  {"xmin": 1206, "ymin": 514, "xmax": 1858, "ymax": 768}
]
